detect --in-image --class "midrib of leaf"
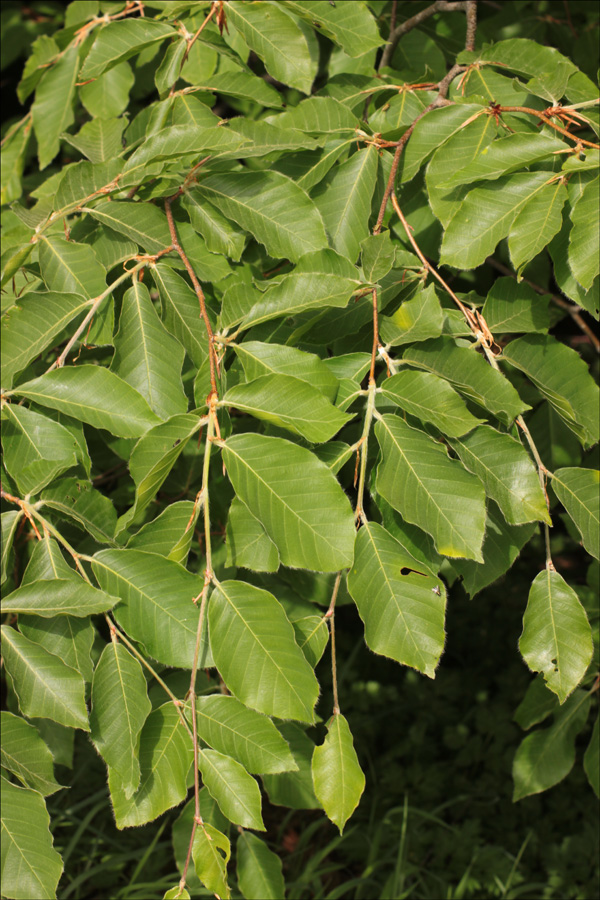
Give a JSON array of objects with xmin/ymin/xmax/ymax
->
[
  {"xmin": 200, "ymin": 751, "xmax": 256, "ymax": 819},
  {"xmin": 227, "ymin": 4, "xmax": 307, "ymax": 86},
  {"xmin": 458, "ymin": 176, "xmax": 550, "ymax": 257},
  {"xmin": 40, "ymin": 236, "xmax": 93, "ymax": 297},
  {"xmin": 81, "ymin": 206, "xmax": 164, "ymax": 249},
  {"xmin": 224, "ymin": 443, "xmax": 342, "ymax": 558},
  {"xmin": 330, "ymin": 148, "xmax": 375, "ymax": 247},
  {"xmin": 130, "ymin": 283, "xmax": 156, "ymax": 410},
  {"xmin": 363, "ymin": 522, "xmax": 426, "ymax": 668},
  {"xmin": 91, "ymin": 558, "xmax": 197, "ymax": 638},
  {"xmin": 3, "ymin": 630, "xmax": 79, "ymax": 712},
  {"xmin": 113, "ymin": 647, "xmax": 138, "ymax": 762},
  {"xmin": 0, "ymin": 821, "xmax": 48, "ymax": 897},
  {"xmin": 3, "ymin": 406, "xmax": 44, "ymax": 462},
  {"xmin": 193, "ymin": 706, "xmax": 287, "ymax": 770},
  {"xmin": 201, "ymin": 182, "xmax": 320, "ymax": 251},
  {"xmin": 553, "ymin": 473, "xmax": 599, "ymax": 532},
  {"xmin": 378, "ymin": 416, "xmax": 464, "ymax": 549},
  {"xmin": 124, "ymin": 716, "xmax": 181, "ymax": 802},
  {"xmin": 20, "ymin": 385, "xmax": 150, "ymax": 432},
  {"xmin": 216, "ymin": 583, "xmax": 310, "ymax": 713}
]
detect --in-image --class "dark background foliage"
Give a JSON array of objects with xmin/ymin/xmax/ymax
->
[{"xmin": 1, "ymin": 2, "xmax": 598, "ymax": 898}]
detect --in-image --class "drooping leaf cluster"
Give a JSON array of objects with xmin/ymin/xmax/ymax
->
[{"xmin": 1, "ymin": 2, "xmax": 598, "ymax": 898}]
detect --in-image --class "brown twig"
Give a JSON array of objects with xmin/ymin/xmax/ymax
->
[
  {"xmin": 465, "ymin": 0, "xmax": 478, "ymax": 51},
  {"xmin": 497, "ymin": 106, "xmax": 600, "ymax": 148},
  {"xmin": 379, "ymin": 0, "xmax": 469, "ymax": 70},
  {"xmin": 182, "ymin": 1, "xmax": 218, "ymax": 65},
  {"xmin": 164, "ymin": 197, "xmax": 219, "ymax": 397},
  {"xmin": 324, "ymin": 573, "xmax": 343, "ymax": 716},
  {"xmin": 486, "ymin": 256, "xmax": 600, "ymax": 353}
]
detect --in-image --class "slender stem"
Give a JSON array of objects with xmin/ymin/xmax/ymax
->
[
  {"xmin": 355, "ymin": 380, "xmax": 378, "ymax": 523},
  {"xmin": 324, "ymin": 573, "xmax": 343, "ymax": 716},
  {"xmin": 465, "ymin": 0, "xmax": 477, "ymax": 51},
  {"xmin": 45, "ymin": 261, "xmax": 146, "ymax": 373},
  {"xmin": 182, "ymin": 1, "xmax": 217, "ymax": 66},
  {"xmin": 164, "ymin": 198, "xmax": 218, "ymax": 397},
  {"xmin": 498, "ymin": 106, "xmax": 600, "ymax": 148},
  {"xmin": 369, "ymin": 287, "xmax": 379, "ymax": 383}
]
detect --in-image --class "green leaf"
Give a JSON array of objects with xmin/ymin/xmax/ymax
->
[
  {"xmin": 127, "ymin": 501, "xmax": 198, "ymax": 565},
  {"xmin": 38, "ymin": 236, "xmax": 107, "ymax": 307},
  {"xmin": 194, "ymin": 171, "xmax": 328, "ymax": 263},
  {"xmin": 17, "ymin": 34, "xmax": 59, "ymax": 103},
  {"xmin": 189, "ymin": 70, "xmax": 284, "ymax": 108},
  {"xmin": 109, "ymin": 703, "xmax": 193, "ymax": 828},
  {"xmin": 92, "ymin": 549, "xmax": 211, "ymax": 669},
  {"xmin": 224, "ymin": 374, "xmax": 351, "ymax": 443},
  {"xmin": 312, "ymin": 714, "xmax": 365, "ymax": 833},
  {"xmin": 193, "ymin": 694, "xmax": 297, "ymax": 775},
  {"xmin": 90, "ymin": 642, "xmax": 151, "ymax": 800},
  {"xmin": 233, "ymin": 340, "xmax": 339, "ymax": 403},
  {"xmin": 508, "ymin": 180, "xmax": 567, "ymax": 273},
  {"xmin": 79, "ymin": 18, "xmax": 176, "ymax": 78},
  {"xmin": 192, "ymin": 823, "xmax": 231, "ymax": 900},
  {"xmin": 19, "ymin": 614, "xmax": 95, "ymax": 683},
  {"xmin": 1, "ymin": 404, "xmax": 79, "ymax": 495},
  {"xmin": 123, "ymin": 125, "xmax": 247, "ymax": 177},
  {"xmin": 1, "ymin": 625, "xmax": 89, "ymax": 730},
  {"xmin": 481, "ymin": 277, "xmax": 552, "ymax": 334},
  {"xmin": 1, "ymin": 511, "xmax": 22, "ymax": 585},
  {"xmin": 514, "ymin": 677, "xmax": 559, "ymax": 730},
  {"xmin": 401, "ymin": 104, "xmax": 485, "ymax": 183},
  {"xmin": 379, "ymin": 284, "xmax": 445, "ymax": 346},
  {"xmin": 281, "ymin": 599, "xmax": 329, "ymax": 668},
  {"xmin": 519, "ymin": 569, "xmax": 593, "ymax": 703},
  {"xmin": 240, "ymin": 249, "xmax": 359, "ymax": 328},
  {"xmin": 549, "ymin": 219, "xmax": 600, "ymax": 319},
  {"xmin": 280, "ymin": 0, "xmax": 381, "ymax": 56},
  {"xmin": 347, "ymin": 521, "xmax": 446, "ymax": 677},
  {"xmin": 1, "ymin": 116, "xmax": 31, "ymax": 205},
  {"xmin": 225, "ymin": 0, "xmax": 316, "ymax": 94},
  {"xmin": 151, "ymin": 264, "xmax": 209, "ymax": 367},
  {"xmin": 313, "ymin": 146, "xmax": 378, "ymax": 263},
  {"xmin": 79, "ymin": 61, "xmax": 134, "ymax": 118},
  {"xmin": 262, "ymin": 723, "xmax": 320, "ymax": 810},
  {"xmin": 584, "ymin": 716, "xmax": 599, "ymax": 798},
  {"xmin": 14, "ymin": 366, "xmax": 162, "ymax": 439},
  {"xmin": 513, "ymin": 689, "xmax": 590, "ymax": 800},
  {"xmin": 502, "ymin": 334, "xmax": 600, "ymax": 447},
  {"xmin": 552, "ymin": 468, "xmax": 600, "ymax": 561},
  {"xmin": 118, "ymin": 414, "xmax": 204, "ymax": 531},
  {"xmin": 1, "ymin": 292, "xmax": 88, "ymax": 389},
  {"xmin": 569, "ymin": 177, "xmax": 600, "ymax": 289},
  {"xmin": 440, "ymin": 172, "xmax": 552, "ymax": 270},
  {"xmin": 182, "ymin": 190, "xmax": 246, "ymax": 261},
  {"xmin": 0, "ymin": 712, "xmax": 62, "ymax": 796},
  {"xmin": 378, "ymin": 370, "xmax": 483, "ymax": 438},
  {"xmin": 225, "ymin": 118, "xmax": 318, "ymax": 157},
  {"xmin": 360, "ymin": 231, "xmax": 397, "ymax": 283},
  {"xmin": 402, "ymin": 337, "xmax": 529, "ymax": 425},
  {"xmin": 222, "ymin": 433, "xmax": 355, "ymax": 572},
  {"xmin": 40, "ymin": 477, "xmax": 117, "ymax": 545},
  {"xmin": 226, "ymin": 497, "xmax": 280, "ymax": 573},
  {"xmin": 440, "ymin": 133, "xmax": 565, "ymax": 188},
  {"xmin": 375, "ymin": 414, "xmax": 487, "ymax": 561},
  {"xmin": 209, "ymin": 580, "xmax": 319, "ymax": 722},
  {"xmin": 86, "ymin": 200, "xmax": 171, "ymax": 254},
  {"xmin": 0, "ymin": 777, "xmax": 63, "ymax": 900},
  {"xmin": 53, "ymin": 160, "xmax": 122, "ymax": 213},
  {"xmin": 111, "ymin": 280, "xmax": 187, "ymax": 419},
  {"xmin": 237, "ymin": 833, "xmax": 285, "ymax": 899},
  {"xmin": 2, "ymin": 579, "xmax": 117, "ymax": 617},
  {"xmin": 62, "ymin": 117, "xmax": 127, "ymax": 164},
  {"xmin": 198, "ymin": 748, "xmax": 264, "ymax": 830},
  {"xmin": 32, "ymin": 46, "xmax": 78, "ymax": 168},
  {"xmin": 271, "ymin": 96, "xmax": 360, "ymax": 138},
  {"xmin": 449, "ymin": 425, "xmax": 550, "ymax": 525},
  {"xmin": 452, "ymin": 503, "xmax": 535, "ymax": 598}
]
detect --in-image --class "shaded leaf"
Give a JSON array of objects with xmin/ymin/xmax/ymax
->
[
  {"xmin": 226, "ymin": 497, "xmax": 280, "ymax": 573},
  {"xmin": 80, "ymin": 18, "xmax": 176, "ymax": 79},
  {"xmin": 40, "ymin": 477, "xmax": 118, "ymax": 545},
  {"xmin": 569, "ymin": 176, "xmax": 600, "ymax": 289},
  {"xmin": 32, "ymin": 47, "xmax": 78, "ymax": 168},
  {"xmin": 552, "ymin": 467, "xmax": 600, "ymax": 561},
  {"xmin": 1, "ymin": 404, "xmax": 79, "ymax": 496},
  {"xmin": 262, "ymin": 724, "xmax": 320, "ymax": 809},
  {"xmin": 237, "ymin": 831, "xmax": 285, "ymax": 900},
  {"xmin": 0, "ymin": 712, "xmax": 62, "ymax": 796}
]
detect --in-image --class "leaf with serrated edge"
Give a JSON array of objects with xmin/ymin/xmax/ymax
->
[
  {"xmin": 222, "ymin": 433, "xmax": 355, "ymax": 572},
  {"xmin": 375, "ymin": 414, "xmax": 486, "ymax": 561},
  {"xmin": 312, "ymin": 714, "xmax": 365, "ymax": 833},
  {"xmin": 348, "ymin": 522, "xmax": 446, "ymax": 677},
  {"xmin": 552, "ymin": 468, "xmax": 600, "ymax": 561},
  {"xmin": 519, "ymin": 569, "xmax": 593, "ymax": 703},
  {"xmin": 209, "ymin": 580, "xmax": 319, "ymax": 722},
  {"xmin": 90, "ymin": 642, "xmax": 151, "ymax": 799}
]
